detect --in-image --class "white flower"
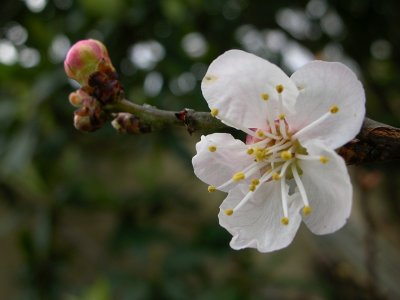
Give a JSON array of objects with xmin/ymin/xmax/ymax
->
[{"xmin": 192, "ymin": 50, "xmax": 365, "ymax": 253}]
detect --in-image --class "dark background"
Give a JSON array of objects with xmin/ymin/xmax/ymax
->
[{"xmin": 0, "ymin": 0, "xmax": 399, "ymax": 299}]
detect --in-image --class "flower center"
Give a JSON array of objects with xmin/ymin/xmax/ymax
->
[
  {"xmin": 243, "ymin": 116, "xmax": 309, "ymax": 225},
  {"xmin": 208, "ymin": 84, "xmax": 337, "ymax": 226}
]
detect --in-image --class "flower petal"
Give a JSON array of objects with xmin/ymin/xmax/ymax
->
[
  {"xmin": 298, "ymin": 141, "xmax": 352, "ymax": 235},
  {"xmin": 202, "ymin": 50, "xmax": 298, "ymax": 129},
  {"xmin": 288, "ymin": 61, "xmax": 365, "ymax": 149},
  {"xmin": 219, "ymin": 183, "xmax": 303, "ymax": 252},
  {"xmin": 192, "ymin": 133, "xmax": 255, "ymax": 192}
]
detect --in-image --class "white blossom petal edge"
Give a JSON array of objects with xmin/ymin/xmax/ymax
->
[{"xmin": 192, "ymin": 49, "xmax": 365, "ymax": 253}]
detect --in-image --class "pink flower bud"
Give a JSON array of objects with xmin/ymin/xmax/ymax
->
[{"xmin": 64, "ymin": 39, "xmax": 114, "ymax": 85}]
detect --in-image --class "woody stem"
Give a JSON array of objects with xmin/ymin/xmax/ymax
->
[{"xmin": 104, "ymin": 99, "xmax": 400, "ymax": 165}]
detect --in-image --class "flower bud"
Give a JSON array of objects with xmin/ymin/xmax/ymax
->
[
  {"xmin": 111, "ymin": 113, "xmax": 141, "ymax": 134},
  {"xmin": 64, "ymin": 39, "xmax": 114, "ymax": 85},
  {"xmin": 73, "ymin": 111, "xmax": 92, "ymax": 132},
  {"xmin": 68, "ymin": 89, "xmax": 91, "ymax": 107},
  {"xmin": 111, "ymin": 113, "xmax": 151, "ymax": 134}
]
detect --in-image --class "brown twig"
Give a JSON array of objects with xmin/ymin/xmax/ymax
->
[
  {"xmin": 105, "ymin": 99, "xmax": 400, "ymax": 165},
  {"xmin": 339, "ymin": 118, "xmax": 400, "ymax": 165}
]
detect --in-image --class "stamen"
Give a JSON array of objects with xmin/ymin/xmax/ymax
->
[
  {"xmin": 272, "ymin": 172, "xmax": 281, "ymax": 181},
  {"xmin": 279, "ymin": 118, "xmax": 289, "ymax": 139},
  {"xmin": 276, "ymin": 84, "xmax": 284, "ymax": 94},
  {"xmin": 266, "ymin": 140, "xmax": 292, "ymax": 153},
  {"xmin": 260, "ymin": 91, "xmax": 277, "ymax": 135},
  {"xmin": 280, "ymin": 177, "xmax": 289, "ymax": 223},
  {"xmin": 280, "ymin": 151, "xmax": 292, "ymax": 160},
  {"xmin": 277, "ymin": 86, "xmax": 284, "ymax": 118},
  {"xmin": 266, "ymin": 108, "xmax": 277, "ymax": 135},
  {"xmin": 258, "ymin": 166, "xmax": 282, "ymax": 184},
  {"xmin": 208, "ymin": 186, "xmax": 216, "ymax": 193},
  {"xmin": 246, "ymin": 148, "xmax": 254, "ymax": 155},
  {"xmin": 251, "ymin": 178, "xmax": 260, "ymax": 186},
  {"xmin": 204, "ymin": 75, "xmax": 217, "ymax": 82},
  {"xmin": 279, "ymin": 159, "xmax": 293, "ymax": 178},
  {"xmin": 208, "ymin": 145, "xmax": 217, "ymax": 152},
  {"xmin": 291, "ymin": 164, "xmax": 310, "ymax": 208},
  {"xmin": 292, "ymin": 109, "xmax": 334, "ymax": 140},
  {"xmin": 232, "ymin": 172, "xmax": 245, "ymax": 181},
  {"xmin": 303, "ymin": 206, "xmax": 312, "ymax": 215},
  {"xmin": 255, "ymin": 129, "xmax": 280, "ymax": 140},
  {"xmin": 225, "ymin": 209, "xmax": 233, "ymax": 216},
  {"xmin": 249, "ymin": 184, "xmax": 256, "ymax": 192},
  {"xmin": 233, "ymin": 184, "xmax": 260, "ymax": 211},
  {"xmin": 320, "ymin": 156, "xmax": 329, "ymax": 164},
  {"xmin": 217, "ymin": 161, "xmax": 264, "ymax": 191},
  {"xmin": 330, "ymin": 105, "xmax": 339, "ymax": 114},
  {"xmin": 295, "ymin": 154, "xmax": 330, "ymax": 164},
  {"xmin": 218, "ymin": 114, "xmax": 278, "ymax": 140},
  {"xmin": 265, "ymin": 156, "xmax": 286, "ymax": 165},
  {"xmin": 210, "ymin": 108, "xmax": 219, "ymax": 117},
  {"xmin": 281, "ymin": 217, "xmax": 289, "ymax": 225},
  {"xmin": 261, "ymin": 93, "xmax": 269, "ymax": 101},
  {"xmin": 256, "ymin": 130, "xmax": 266, "ymax": 138},
  {"xmin": 255, "ymin": 148, "xmax": 267, "ymax": 162},
  {"xmin": 278, "ymin": 114, "xmax": 285, "ymax": 120}
]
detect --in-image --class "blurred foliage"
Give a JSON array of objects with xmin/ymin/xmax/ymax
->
[{"xmin": 0, "ymin": 0, "xmax": 399, "ymax": 299}]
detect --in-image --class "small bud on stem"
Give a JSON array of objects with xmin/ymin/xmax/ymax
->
[{"xmin": 72, "ymin": 94, "xmax": 107, "ymax": 132}]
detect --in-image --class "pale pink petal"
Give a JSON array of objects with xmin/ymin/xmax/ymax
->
[
  {"xmin": 202, "ymin": 50, "xmax": 298, "ymax": 129},
  {"xmin": 219, "ymin": 183, "xmax": 303, "ymax": 252},
  {"xmin": 298, "ymin": 141, "xmax": 352, "ymax": 235},
  {"xmin": 192, "ymin": 133, "xmax": 256, "ymax": 192},
  {"xmin": 288, "ymin": 61, "xmax": 365, "ymax": 149}
]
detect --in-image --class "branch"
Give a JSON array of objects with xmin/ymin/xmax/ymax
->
[
  {"xmin": 339, "ymin": 118, "xmax": 400, "ymax": 165},
  {"xmin": 105, "ymin": 99, "xmax": 227, "ymax": 134},
  {"xmin": 105, "ymin": 100, "xmax": 400, "ymax": 165}
]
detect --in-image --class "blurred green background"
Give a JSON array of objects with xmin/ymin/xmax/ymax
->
[{"xmin": 1, "ymin": 0, "xmax": 400, "ymax": 299}]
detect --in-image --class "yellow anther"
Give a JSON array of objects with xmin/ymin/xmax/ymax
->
[
  {"xmin": 210, "ymin": 108, "xmax": 219, "ymax": 117},
  {"xmin": 330, "ymin": 105, "xmax": 339, "ymax": 114},
  {"xmin": 255, "ymin": 148, "xmax": 267, "ymax": 162},
  {"xmin": 251, "ymin": 178, "xmax": 260, "ymax": 186},
  {"xmin": 276, "ymin": 84, "xmax": 284, "ymax": 94},
  {"xmin": 302, "ymin": 206, "xmax": 312, "ymax": 215},
  {"xmin": 204, "ymin": 74, "xmax": 217, "ymax": 82},
  {"xmin": 319, "ymin": 156, "xmax": 329, "ymax": 164},
  {"xmin": 261, "ymin": 93, "xmax": 269, "ymax": 101},
  {"xmin": 208, "ymin": 145, "xmax": 217, "ymax": 152},
  {"xmin": 208, "ymin": 185, "xmax": 216, "ymax": 193},
  {"xmin": 272, "ymin": 172, "xmax": 281, "ymax": 181},
  {"xmin": 256, "ymin": 130, "xmax": 266, "ymax": 138},
  {"xmin": 233, "ymin": 172, "xmax": 245, "ymax": 181},
  {"xmin": 280, "ymin": 151, "xmax": 292, "ymax": 160},
  {"xmin": 249, "ymin": 184, "xmax": 256, "ymax": 192},
  {"xmin": 246, "ymin": 148, "xmax": 254, "ymax": 155},
  {"xmin": 278, "ymin": 114, "xmax": 286, "ymax": 120},
  {"xmin": 281, "ymin": 217, "xmax": 289, "ymax": 225},
  {"xmin": 225, "ymin": 209, "xmax": 234, "ymax": 216}
]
